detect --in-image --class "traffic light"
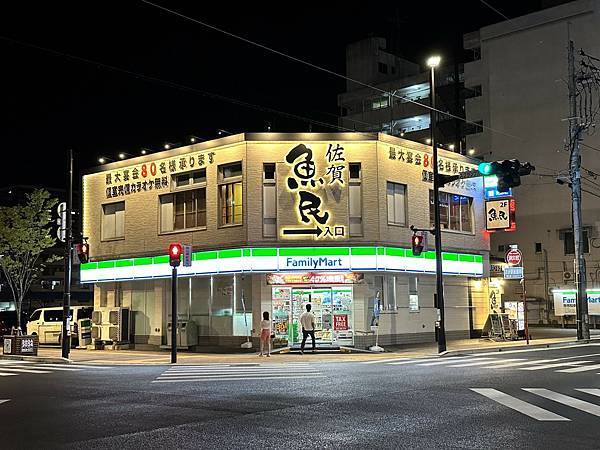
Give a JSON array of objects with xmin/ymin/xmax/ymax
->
[
  {"xmin": 477, "ymin": 159, "xmax": 535, "ymax": 193},
  {"xmin": 411, "ymin": 233, "xmax": 425, "ymax": 256},
  {"xmin": 169, "ymin": 243, "xmax": 183, "ymax": 267},
  {"xmin": 75, "ymin": 242, "xmax": 89, "ymax": 264}
]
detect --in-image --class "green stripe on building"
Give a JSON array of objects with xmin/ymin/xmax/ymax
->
[
  {"xmin": 153, "ymin": 255, "xmax": 169, "ymax": 264},
  {"xmin": 134, "ymin": 257, "xmax": 153, "ymax": 266},
  {"xmin": 80, "ymin": 262, "xmax": 97, "ymax": 270},
  {"xmin": 252, "ymin": 248, "xmax": 277, "ymax": 257},
  {"xmin": 459, "ymin": 254, "xmax": 475, "ymax": 262},
  {"xmin": 115, "ymin": 260, "xmax": 133, "ymax": 267},
  {"xmin": 193, "ymin": 251, "xmax": 218, "ymax": 261},
  {"xmin": 219, "ymin": 249, "xmax": 242, "ymax": 259},
  {"xmin": 351, "ymin": 247, "xmax": 376, "ymax": 255},
  {"xmin": 98, "ymin": 261, "xmax": 115, "ymax": 269},
  {"xmin": 243, "ymin": 249, "xmax": 251, "ymax": 257},
  {"xmin": 279, "ymin": 247, "xmax": 349, "ymax": 257},
  {"xmin": 443, "ymin": 253, "xmax": 459, "ymax": 261},
  {"xmin": 424, "ymin": 251, "xmax": 436, "ymax": 259},
  {"xmin": 386, "ymin": 248, "xmax": 405, "ymax": 257}
]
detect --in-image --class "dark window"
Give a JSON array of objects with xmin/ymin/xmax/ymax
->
[
  {"xmin": 378, "ymin": 62, "xmax": 388, "ymax": 74},
  {"xmin": 464, "ymin": 120, "xmax": 484, "ymax": 135},
  {"xmin": 429, "ymin": 191, "xmax": 473, "ymax": 232},
  {"xmin": 564, "ymin": 231, "xmax": 589, "ymax": 255},
  {"xmin": 44, "ymin": 310, "xmax": 64, "ymax": 322},
  {"xmin": 391, "ymin": 66, "xmax": 396, "ymax": 74},
  {"xmin": 77, "ymin": 307, "xmax": 93, "ymax": 320},
  {"xmin": 498, "ymin": 245, "xmax": 505, "ymax": 253},
  {"xmin": 263, "ymin": 163, "xmax": 276, "ymax": 180},
  {"xmin": 535, "ymin": 242, "xmax": 542, "ymax": 254},
  {"xmin": 29, "ymin": 310, "xmax": 41, "ymax": 321},
  {"xmin": 465, "ymin": 85, "xmax": 482, "ymax": 99},
  {"xmin": 349, "ymin": 163, "xmax": 361, "ymax": 180}
]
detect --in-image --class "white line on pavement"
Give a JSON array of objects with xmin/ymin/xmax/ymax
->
[
  {"xmin": 0, "ymin": 373, "xmax": 18, "ymax": 377},
  {"xmin": 556, "ymin": 363, "xmax": 600, "ymax": 373},
  {"xmin": 0, "ymin": 367, "xmax": 51, "ymax": 374},
  {"xmin": 0, "ymin": 400, "xmax": 10, "ymax": 405},
  {"xmin": 470, "ymin": 388, "xmax": 569, "ymax": 421},
  {"xmin": 575, "ymin": 389, "xmax": 600, "ymax": 397},
  {"xmin": 153, "ymin": 375, "xmax": 327, "ymax": 383},
  {"xmin": 523, "ymin": 388, "xmax": 600, "ymax": 416},
  {"xmin": 418, "ymin": 358, "xmax": 494, "ymax": 366},
  {"xmin": 362, "ymin": 358, "xmax": 415, "ymax": 365},
  {"xmin": 449, "ymin": 359, "xmax": 522, "ymax": 368},
  {"xmin": 519, "ymin": 361, "xmax": 593, "ymax": 371},
  {"xmin": 485, "ymin": 359, "xmax": 556, "ymax": 369}
]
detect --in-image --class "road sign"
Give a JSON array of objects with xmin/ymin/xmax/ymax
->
[
  {"xmin": 183, "ymin": 244, "xmax": 192, "ymax": 267},
  {"xmin": 503, "ymin": 266, "xmax": 524, "ymax": 279},
  {"xmin": 505, "ymin": 248, "xmax": 523, "ymax": 266}
]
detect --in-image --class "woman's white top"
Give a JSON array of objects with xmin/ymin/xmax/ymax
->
[{"xmin": 260, "ymin": 320, "xmax": 270, "ymax": 330}]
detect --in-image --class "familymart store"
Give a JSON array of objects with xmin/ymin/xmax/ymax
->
[{"xmin": 81, "ymin": 245, "xmax": 484, "ymax": 350}]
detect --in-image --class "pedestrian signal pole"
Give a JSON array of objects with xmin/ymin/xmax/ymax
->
[{"xmin": 169, "ymin": 243, "xmax": 182, "ymax": 363}]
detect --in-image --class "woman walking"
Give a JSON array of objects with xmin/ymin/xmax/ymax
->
[{"xmin": 259, "ymin": 311, "xmax": 271, "ymax": 357}]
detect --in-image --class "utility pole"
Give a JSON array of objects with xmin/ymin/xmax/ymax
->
[
  {"xmin": 428, "ymin": 56, "xmax": 447, "ymax": 353},
  {"xmin": 61, "ymin": 149, "xmax": 73, "ymax": 359},
  {"xmin": 568, "ymin": 39, "xmax": 590, "ymax": 340}
]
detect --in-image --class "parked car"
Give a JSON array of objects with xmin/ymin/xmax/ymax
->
[{"xmin": 26, "ymin": 306, "xmax": 93, "ymax": 345}]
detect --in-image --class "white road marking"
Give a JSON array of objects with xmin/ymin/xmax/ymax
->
[
  {"xmin": 0, "ymin": 400, "xmax": 10, "ymax": 405},
  {"xmin": 519, "ymin": 361, "xmax": 593, "ymax": 371},
  {"xmin": 556, "ymin": 363, "xmax": 600, "ymax": 373},
  {"xmin": 575, "ymin": 389, "xmax": 600, "ymax": 397},
  {"xmin": 362, "ymin": 358, "xmax": 416, "ymax": 365},
  {"xmin": 0, "ymin": 367, "xmax": 51, "ymax": 374},
  {"xmin": 524, "ymin": 388, "xmax": 600, "ymax": 417},
  {"xmin": 486, "ymin": 359, "xmax": 556, "ymax": 369},
  {"xmin": 387, "ymin": 358, "xmax": 441, "ymax": 365},
  {"xmin": 470, "ymin": 388, "xmax": 569, "ymax": 421},
  {"xmin": 153, "ymin": 375, "xmax": 327, "ymax": 383},
  {"xmin": 0, "ymin": 373, "xmax": 18, "ymax": 377},
  {"xmin": 414, "ymin": 357, "xmax": 478, "ymax": 366},
  {"xmin": 448, "ymin": 359, "xmax": 522, "ymax": 368}
]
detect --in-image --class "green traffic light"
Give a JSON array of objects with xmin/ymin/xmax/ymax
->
[{"xmin": 478, "ymin": 162, "xmax": 493, "ymax": 175}]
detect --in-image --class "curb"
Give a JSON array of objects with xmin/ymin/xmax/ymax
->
[
  {"xmin": 443, "ymin": 338, "xmax": 599, "ymax": 357},
  {"xmin": 0, "ymin": 355, "xmax": 72, "ymax": 364}
]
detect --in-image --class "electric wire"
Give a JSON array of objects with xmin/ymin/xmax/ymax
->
[
  {"xmin": 0, "ymin": 34, "xmax": 367, "ymax": 134},
  {"xmin": 139, "ymin": 0, "xmax": 524, "ymax": 141},
  {"xmin": 479, "ymin": 0, "xmax": 510, "ymax": 20}
]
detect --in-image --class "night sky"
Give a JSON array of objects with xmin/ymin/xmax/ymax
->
[{"xmin": 0, "ymin": 1, "xmax": 554, "ymax": 188}]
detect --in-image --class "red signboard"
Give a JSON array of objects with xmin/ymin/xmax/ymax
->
[
  {"xmin": 266, "ymin": 272, "xmax": 363, "ymax": 285},
  {"xmin": 505, "ymin": 248, "xmax": 522, "ymax": 266},
  {"xmin": 333, "ymin": 314, "xmax": 349, "ymax": 331}
]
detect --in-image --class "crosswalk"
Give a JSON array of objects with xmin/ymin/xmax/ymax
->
[
  {"xmin": 362, "ymin": 353, "xmax": 600, "ymax": 375},
  {"xmin": 153, "ymin": 363, "xmax": 325, "ymax": 383},
  {"xmin": 0, "ymin": 361, "xmax": 109, "ymax": 378},
  {"xmin": 471, "ymin": 387, "xmax": 600, "ymax": 421}
]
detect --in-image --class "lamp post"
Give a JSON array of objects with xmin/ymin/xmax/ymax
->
[{"xmin": 427, "ymin": 55, "xmax": 447, "ymax": 353}]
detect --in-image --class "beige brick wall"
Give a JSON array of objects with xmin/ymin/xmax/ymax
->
[{"xmin": 83, "ymin": 133, "xmax": 489, "ymax": 260}]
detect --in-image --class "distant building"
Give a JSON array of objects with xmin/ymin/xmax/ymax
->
[
  {"xmin": 463, "ymin": 0, "xmax": 600, "ymax": 325},
  {"xmin": 337, "ymin": 37, "xmax": 478, "ymax": 154},
  {"xmin": 0, "ymin": 185, "xmax": 92, "ymax": 313}
]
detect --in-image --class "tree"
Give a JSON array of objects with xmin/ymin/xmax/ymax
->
[{"xmin": 0, "ymin": 189, "xmax": 59, "ymax": 331}]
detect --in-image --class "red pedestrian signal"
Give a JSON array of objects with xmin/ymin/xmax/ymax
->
[
  {"xmin": 411, "ymin": 234, "xmax": 424, "ymax": 256},
  {"xmin": 75, "ymin": 242, "xmax": 89, "ymax": 264},
  {"xmin": 169, "ymin": 243, "xmax": 183, "ymax": 267}
]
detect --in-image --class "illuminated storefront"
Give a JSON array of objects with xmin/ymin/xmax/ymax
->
[{"xmin": 82, "ymin": 133, "xmax": 490, "ymax": 349}]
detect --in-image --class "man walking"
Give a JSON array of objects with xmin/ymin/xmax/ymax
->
[{"xmin": 299, "ymin": 303, "xmax": 316, "ymax": 354}]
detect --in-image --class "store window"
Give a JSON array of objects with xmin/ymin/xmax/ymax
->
[
  {"xmin": 387, "ymin": 182, "xmax": 407, "ymax": 226},
  {"xmin": 263, "ymin": 163, "xmax": 276, "ymax": 237},
  {"xmin": 349, "ymin": 163, "xmax": 362, "ymax": 236},
  {"xmin": 218, "ymin": 162, "xmax": 243, "ymax": 226},
  {"xmin": 102, "ymin": 201, "xmax": 125, "ymax": 240},
  {"xmin": 371, "ymin": 96, "xmax": 389, "ymax": 110},
  {"xmin": 408, "ymin": 276, "xmax": 419, "ymax": 312},
  {"xmin": 160, "ymin": 169, "xmax": 207, "ymax": 232},
  {"xmin": 429, "ymin": 191, "xmax": 473, "ymax": 232}
]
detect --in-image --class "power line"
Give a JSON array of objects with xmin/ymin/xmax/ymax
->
[
  {"xmin": 140, "ymin": 0, "xmax": 524, "ymax": 141},
  {"xmin": 0, "ymin": 34, "xmax": 362, "ymax": 134},
  {"xmin": 479, "ymin": 0, "xmax": 510, "ymax": 20}
]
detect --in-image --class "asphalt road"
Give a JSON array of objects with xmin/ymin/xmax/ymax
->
[{"xmin": 2, "ymin": 345, "xmax": 600, "ymax": 449}]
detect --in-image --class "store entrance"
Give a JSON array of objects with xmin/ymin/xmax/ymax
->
[{"xmin": 271, "ymin": 286, "xmax": 353, "ymax": 348}]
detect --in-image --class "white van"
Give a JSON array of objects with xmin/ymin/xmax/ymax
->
[{"xmin": 26, "ymin": 306, "xmax": 93, "ymax": 345}]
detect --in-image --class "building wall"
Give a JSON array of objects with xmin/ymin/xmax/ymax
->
[{"xmin": 464, "ymin": 0, "xmax": 600, "ymax": 321}]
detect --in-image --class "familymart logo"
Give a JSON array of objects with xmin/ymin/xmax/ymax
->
[{"xmin": 284, "ymin": 256, "xmax": 344, "ymax": 270}]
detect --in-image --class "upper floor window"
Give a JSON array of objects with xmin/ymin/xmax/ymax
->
[
  {"xmin": 378, "ymin": 62, "xmax": 388, "ymax": 74},
  {"xmin": 387, "ymin": 182, "xmax": 407, "ymax": 226},
  {"xmin": 263, "ymin": 163, "xmax": 277, "ymax": 237},
  {"xmin": 102, "ymin": 201, "xmax": 125, "ymax": 240},
  {"xmin": 219, "ymin": 162, "xmax": 243, "ymax": 226},
  {"xmin": 371, "ymin": 96, "xmax": 389, "ymax": 110},
  {"xmin": 160, "ymin": 169, "xmax": 207, "ymax": 233},
  {"xmin": 429, "ymin": 192, "xmax": 473, "ymax": 233},
  {"xmin": 349, "ymin": 163, "xmax": 363, "ymax": 236},
  {"xmin": 563, "ymin": 230, "xmax": 589, "ymax": 255}
]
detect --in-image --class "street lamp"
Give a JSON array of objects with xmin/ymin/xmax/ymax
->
[
  {"xmin": 118, "ymin": 152, "xmax": 134, "ymax": 160},
  {"xmin": 427, "ymin": 54, "xmax": 447, "ymax": 353},
  {"xmin": 97, "ymin": 156, "xmax": 115, "ymax": 164}
]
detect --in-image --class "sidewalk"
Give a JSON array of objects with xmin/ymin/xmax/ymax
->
[{"xmin": 24, "ymin": 328, "xmax": 600, "ymax": 365}]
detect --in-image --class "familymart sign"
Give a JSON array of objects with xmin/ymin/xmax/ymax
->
[
  {"xmin": 80, "ymin": 246, "xmax": 484, "ymax": 283},
  {"xmin": 553, "ymin": 290, "xmax": 600, "ymax": 316}
]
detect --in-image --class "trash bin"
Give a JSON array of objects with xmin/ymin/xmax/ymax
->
[{"xmin": 3, "ymin": 335, "xmax": 39, "ymax": 356}]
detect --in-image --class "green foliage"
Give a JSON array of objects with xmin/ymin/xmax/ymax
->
[{"xmin": 0, "ymin": 189, "xmax": 59, "ymax": 329}]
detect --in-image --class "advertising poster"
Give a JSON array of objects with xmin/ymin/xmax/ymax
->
[{"xmin": 334, "ymin": 314, "xmax": 349, "ymax": 331}]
